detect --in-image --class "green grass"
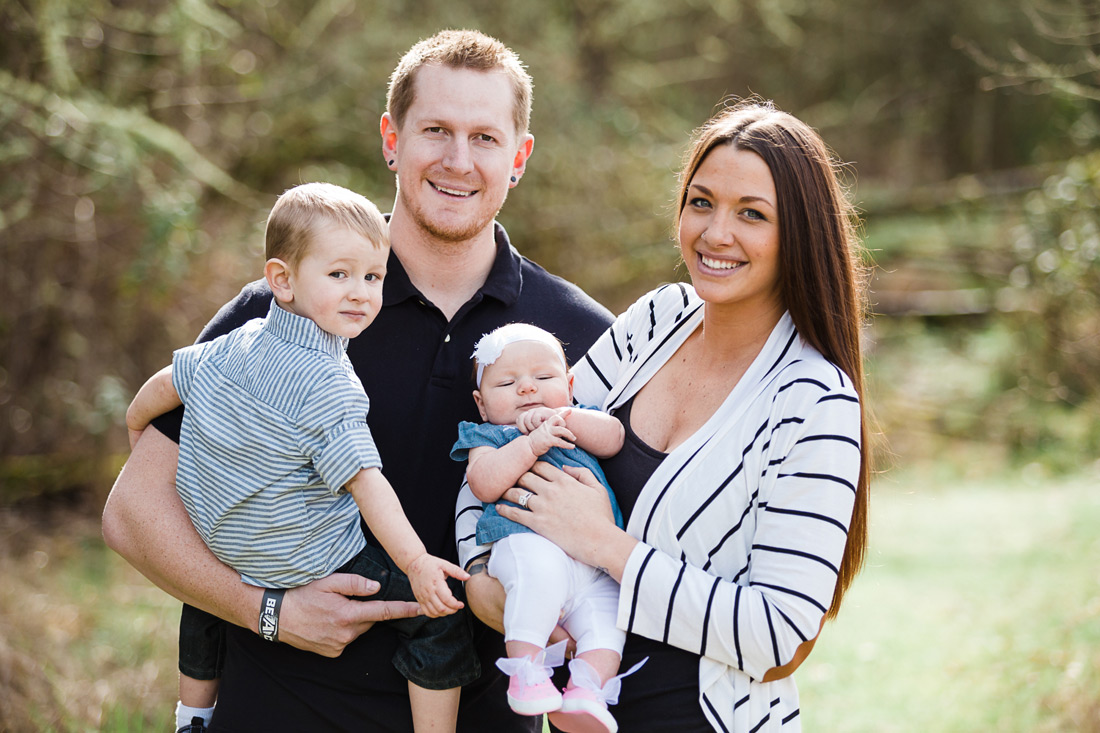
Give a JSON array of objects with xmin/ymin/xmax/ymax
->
[
  {"xmin": 798, "ymin": 468, "xmax": 1100, "ymax": 732},
  {"xmin": 2, "ymin": 467, "xmax": 1098, "ymax": 731}
]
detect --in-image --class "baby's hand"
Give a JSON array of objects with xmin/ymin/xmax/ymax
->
[
  {"xmin": 406, "ymin": 553, "xmax": 468, "ymax": 618},
  {"xmin": 526, "ymin": 414, "xmax": 576, "ymax": 456},
  {"xmin": 517, "ymin": 406, "xmax": 567, "ymax": 434}
]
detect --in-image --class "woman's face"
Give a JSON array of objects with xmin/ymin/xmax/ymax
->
[{"xmin": 678, "ymin": 144, "xmax": 782, "ymax": 317}]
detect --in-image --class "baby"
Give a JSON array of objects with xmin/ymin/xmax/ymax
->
[{"xmin": 451, "ymin": 323, "xmax": 642, "ymax": 733}]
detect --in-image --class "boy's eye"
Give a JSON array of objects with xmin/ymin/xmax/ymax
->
[{"xmin": 329, "ymin": 271, "xmax": 347, "ymax": 279}]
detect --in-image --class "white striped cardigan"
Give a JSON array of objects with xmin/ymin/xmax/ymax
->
[{"xmin": 456, "ymin": 283, "xmax": 862, "ymax": 732}]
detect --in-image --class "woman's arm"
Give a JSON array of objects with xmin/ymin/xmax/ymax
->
[
  {"xmin": 501, "ymin": 381, "xmax": 860, "ymax": 682},
  {"xmin": 497, "ymin": 466, "xmax": 820, "ymax": 680},
  {"xmin": 102, "ymin": 426, "xmax": 419, "ymax": 656},
  {"xmin": 125, "ymin": 366, "xmax": 181, "ymax": 449}
]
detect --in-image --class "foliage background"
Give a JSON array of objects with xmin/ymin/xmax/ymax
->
[
  {"xmin": 2, "ymin": 0, "xmax": 1099, "ymax": 475},
  {"xmin": 1, "ymin": 0, "xmax": 1098, "ymax": 729}
]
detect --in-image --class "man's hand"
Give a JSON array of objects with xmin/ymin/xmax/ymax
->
[
  {"xmin": 276, "ymin": 573, "xmax": 420, "ymax": 657},
  {"xmin": 406, "ymin": 553, "xmax": 469, "ymax": 618}
]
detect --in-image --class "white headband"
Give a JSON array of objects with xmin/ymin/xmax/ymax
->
[{"xmin": 472, "ymin": 323, "xmax": 567, "ymax": 388}]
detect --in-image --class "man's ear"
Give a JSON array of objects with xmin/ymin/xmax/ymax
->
[
  {"xmin": 380, "ymin": 113, "xmax": 399, "ymax": 172},
  {"xmin": 567, "ymin": 371, "xmax": 575, "ymax": 401},
  {"xmin": 472, "ymin": 390, "xmax": 490, "ymax": 423},
  {"xmin": 509, "ymin": 134, "xmax": 535, "ymax": 188},
  {"xmin": 264, "ymin": 258, "xmax": 294, "ymax": 304}
]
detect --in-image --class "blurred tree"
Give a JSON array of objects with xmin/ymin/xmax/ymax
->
[
  {"xmin": 1, "ymin": 0, "xmax": 1094, "ymax": 489},
  {"xmin": 1, "ymin": 0, "xmax": 254, "ymax": 480},
  {"xmin": 955, "ymin": 0, "xmax": 1100, "ymax": 466}
]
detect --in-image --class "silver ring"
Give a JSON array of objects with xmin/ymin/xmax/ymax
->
[{"xmin": 517, "ymin": 491, "xmax": 533, "ymax": 509}]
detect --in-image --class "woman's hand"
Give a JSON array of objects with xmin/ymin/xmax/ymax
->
[{"xmin": 497, "ymin": 462, "xmax": 637, "ymax": 581}]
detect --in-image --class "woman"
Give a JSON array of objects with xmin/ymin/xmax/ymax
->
[{"xmin": 458, "ymin": 98, "xmax": 871, "ymax": 732}]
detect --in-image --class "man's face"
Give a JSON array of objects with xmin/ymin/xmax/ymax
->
[{"xmin": 387, "ymin": 65, "xmax": 533, "ymax": 244}]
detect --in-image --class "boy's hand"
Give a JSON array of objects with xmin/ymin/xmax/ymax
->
[
  {"xmin": 525, "ymin": 414, "xmax": 576, "ymax": 456},
  {"xmin": 406, "ymin": 553, "xmax": 469, "ymax": 618},
  {"xmin": 517, "ymin": 406, "xmax": 562, "ymax": 434}
]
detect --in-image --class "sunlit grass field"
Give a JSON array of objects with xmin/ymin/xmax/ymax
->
[
  {"xmin": 799, "ymin": 467, "xmax": 1100, "ymax": 732},
  {"xmin": 1, "ymin": 465, "xmax": 1097, "ymax": 731}
]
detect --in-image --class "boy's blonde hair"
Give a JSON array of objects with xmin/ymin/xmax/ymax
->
[{"xmin": 265, "ymin": 182, "xmax": 389, "ymax": 267}]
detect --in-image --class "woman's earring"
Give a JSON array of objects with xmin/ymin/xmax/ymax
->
[
  {"xmin": 510, "ymin": 176, "xmax": 517, "ymax": 183},
  {"xmin": 388, "ymin": 160, "xmax": 395, "ymax": 166}
]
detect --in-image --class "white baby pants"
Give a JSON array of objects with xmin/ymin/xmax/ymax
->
[{"xmin": 488, "ymin": 531, "xmax": 625, "ymax": 656}]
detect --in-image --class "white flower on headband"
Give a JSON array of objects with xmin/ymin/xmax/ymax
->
[{"xmin": 472, "ymin": 323, "xmax": 567, "ymax": 388}]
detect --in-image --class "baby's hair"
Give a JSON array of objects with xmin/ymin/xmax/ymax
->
[
  {"xmin": 265, "ymin": 182, "xmax": 389, "ymax": 267},
  {"xmin": 470, "ymin": 323, "xmax": 568, "ymax": 387}
]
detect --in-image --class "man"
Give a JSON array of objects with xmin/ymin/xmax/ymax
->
[{"xmin": 103, "ymin": 30, "xmax": 612, "ymax": 732}]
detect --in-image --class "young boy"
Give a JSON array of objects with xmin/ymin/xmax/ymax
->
[
  {"xmin": 127, "ymin": 183, "xmax": 478, "ymax": 733},
  {"xmin": 450, "ymin": 324, "xmax": 641, "ymax": 733}
]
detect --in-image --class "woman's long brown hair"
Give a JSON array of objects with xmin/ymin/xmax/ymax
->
[{"xmin": 676, "ymin": 98, "xmax": 871, "ymax": 619}]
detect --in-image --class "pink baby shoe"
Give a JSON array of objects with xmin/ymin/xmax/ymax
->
[
  {"xmin": 495, "ymin": 640, "xmax": 568, "ymax": 716},
  {"xmin": 547, "ymin": 656, "xmax": 647, "ymax": 733}
]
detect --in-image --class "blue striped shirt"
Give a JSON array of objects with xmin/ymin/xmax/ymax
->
[{"xmin": 172, "ymin": 300, "xmax": 381, "ymax": 588}]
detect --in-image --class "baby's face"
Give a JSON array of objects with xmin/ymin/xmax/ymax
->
[{"xmin": 474, "ymin": 340, "xmax": 572, "ymax": 426}]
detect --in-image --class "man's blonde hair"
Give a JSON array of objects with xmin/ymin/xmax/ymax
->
[
  {"xmin": 387, "ymin": 29, "xmax": 533, "ymax": 137},
  {"xmin": 265, "ymin": 183, "xmax": 388, "ymax": 267}
]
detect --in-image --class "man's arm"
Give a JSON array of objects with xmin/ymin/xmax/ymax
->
[
  {"xmin": 102, "ymin": 426, "xmax": 418, "ymax": 657},
  {"xmin": 125, "ymin": 366, "xmax": 180, "ymax": 449},
  {"xmin": 103, "ymin": 426, "xmax": 257, "ymax": 624}
]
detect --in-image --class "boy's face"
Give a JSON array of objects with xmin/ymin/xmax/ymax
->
[
  {"xmin": 280, "ymin": 224, "xmax": 388, "ymax": 339},
  {"xmin": 386, "ymin": 64, "xmax": 533, "ymax": 244},
  {"xmin": 473, "ymin": 340, "xmax": 573, "ymax": 426}
]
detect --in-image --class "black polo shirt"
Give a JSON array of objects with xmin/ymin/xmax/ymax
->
[{"xmin": 153, "ymin": 221, "xmax": 613, "ymax": 732}]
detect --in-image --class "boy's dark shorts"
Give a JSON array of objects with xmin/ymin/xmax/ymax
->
[{"xmin": 178, "ymin": 544, "xmax": 480, "ymax": 690}]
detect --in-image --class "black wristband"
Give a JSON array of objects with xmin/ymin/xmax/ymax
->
[{"xmin": 259, "ymin": 588, "xmax": 286, "ymax": 642}]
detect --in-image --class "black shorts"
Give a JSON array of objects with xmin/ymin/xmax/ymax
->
[{"xmin": 178, "ymin": 544, "xmax": 480, "ymax": 690}]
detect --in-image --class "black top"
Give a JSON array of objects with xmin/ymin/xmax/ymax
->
[
  {"xmin": 595, "ymin": 397, "xmax": 715, "ymax": 732},
  {"xmin": 153, "ymin": 222, "xmax": 613, "ymax": 732}
]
